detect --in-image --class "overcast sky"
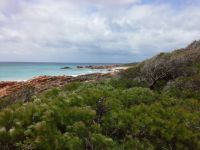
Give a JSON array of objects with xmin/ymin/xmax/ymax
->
[{"xmin": 0, "ymin": 0, "xmax": 200, "ymax": 63}]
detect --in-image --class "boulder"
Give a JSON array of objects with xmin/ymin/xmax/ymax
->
[
  {"xmin": 61, "ymin": 67, "xmax": 71, "ymax": 69},
  {"xmin": 77, "ymin": 66, "xmax": 84, "ymax": 68}
]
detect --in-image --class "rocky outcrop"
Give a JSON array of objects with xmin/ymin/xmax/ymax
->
[
  {"xmin": 77, "ymin": 64, "xmax": 120, "ymax": 69},
  {"xmin": 61, "ymin": 67, "xmax": 71, "ymax": 69},
  {"xmin": 0, "ymin": 82, "xmax": 18, "ymax": 89},
  {"xmin": 85, "ymin": 64, "xmax": 120, "ymax": 69},
  {"xmin": 77, "ymin": 66, "xmax": 84, "ymax": 68}
]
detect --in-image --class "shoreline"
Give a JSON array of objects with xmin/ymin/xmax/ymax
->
[
  {"xmin": 0, "ymin": 66, "xmax": 128, "ymax": 82},
  {"xmin": 0, "ymin": 66, "xmax": 129, "ymax": 104},
  {"xmin": 0, "ymin": 73, "xmax": 114, "ymax": 108}
]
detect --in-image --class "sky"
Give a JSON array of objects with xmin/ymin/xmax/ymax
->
[{"xmin": 0, "ymin": 0, "xmax": 200, "ymax": 63}]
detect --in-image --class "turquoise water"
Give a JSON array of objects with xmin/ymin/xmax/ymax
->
[{"xmin": 0, "ymin": 62, "xmax": 118, "ymax": 81}]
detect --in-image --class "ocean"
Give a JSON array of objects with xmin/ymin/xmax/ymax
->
[{"xmin": 0, "ymin": 62, "xmax": 118, "ymax": 81}]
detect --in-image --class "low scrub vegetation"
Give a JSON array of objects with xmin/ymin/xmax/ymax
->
[{"xmin": 0, "ymin": 79, "xmax": 199, "ymax": 150}]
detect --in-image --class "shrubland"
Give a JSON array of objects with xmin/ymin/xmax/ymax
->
[{"xmin": 0, "ymin": 40, "xmax": 200, "ymax": 150}]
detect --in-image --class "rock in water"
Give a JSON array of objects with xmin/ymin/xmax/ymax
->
[
  {"xmin": 77, "ymin": 66, "xmax": 84, "ymax": 68},
  {"xmin": 61, "ymin": 67, "xmax": 71, "ymax": 69}
]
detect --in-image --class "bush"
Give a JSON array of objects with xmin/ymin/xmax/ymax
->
[
  {"xmin": 164, "ymin": 75, "xmax": 200, "ymax": 99},
  {"xmin": 0, "ymin": 79, "xmax": 199, "ymax": 150},
  {"xmin": 120, "ymin": 87, "xmax": 156, "ymax": 107}
]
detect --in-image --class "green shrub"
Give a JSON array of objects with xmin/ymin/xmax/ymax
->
[
  {"xmin": 120, "ymin": 87, "xmax": 156, "ymax": 107},
  {"xmin": 164, "ymin": 75, "xmax": 200, "ymax": 99},
  {"xmin": 63, "ymin": 82, "xmax": 82, "ymax": 92},
  {"xmin": 0, "ymin": 78, "xmax": 199, "ymax": 150}
]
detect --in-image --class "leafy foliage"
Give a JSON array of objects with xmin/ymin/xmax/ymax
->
[{"xmin": 0, "ymin": 78, "xmax": 199, "ymax": 150}]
